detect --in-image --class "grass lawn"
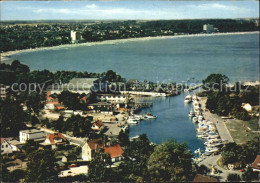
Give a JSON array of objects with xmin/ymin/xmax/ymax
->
[{"xmin": 226, "ymin": 118, "xmax": 259, "ymax": 144}]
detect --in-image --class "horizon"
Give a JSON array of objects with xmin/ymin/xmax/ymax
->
[{"xmin": 1, "ymin": 1, "xmax": 259, "ymax": 21}]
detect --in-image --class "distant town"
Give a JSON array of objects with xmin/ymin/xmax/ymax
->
[{"xmin": 1, "ymin": 18, "xmax": 259, "ymax": 52}]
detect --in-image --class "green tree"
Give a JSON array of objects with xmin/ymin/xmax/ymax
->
[
  {"xmin": 118, "ymin": 130, "xmax": 130, "ymax": 147},
  {"xmin": 147, "ymin": 140, "xmax": 193, "ymax": 182},
  {"xmin": 242, "ymin": 167, "xmax": 259, "ymax": 182},
  {"xmin": 8, "ymin": 169, "xmax": 26, "ymax": 182},
  {"xmin": 88, "ymin": 150, "xmax": 111, "ymax": 182},
  {"xmin": 227, "ymin": 173, "xmax": 241, "ymax": 182},
  {"xmin": 119, "ymin": 134, "xmax": 154, "ymax": 181},
  {"xmin": 25, "ymin": 92, "xmax": 43, "ymax": 115},
  {"xmin": 202, "ymin": 73, "xmax": 229, "ymax": 91},
  {"xmin": 0, "ymin": 98, "xmax": 27, "ymax": 137},
  {"xmin": 25, "ymin": 149, "xmax": 58, "ymax": 182},
  {"xmin": 56, "ymin": 90, "xmax": 82, "ymax": 110}
]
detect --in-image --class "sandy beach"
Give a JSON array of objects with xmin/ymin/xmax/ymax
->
[{"xmin": 1, "ymin": 31, "xmax": 259, "ymax": 62}]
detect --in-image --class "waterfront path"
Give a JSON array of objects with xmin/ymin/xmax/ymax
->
[{"xmin": 199, "ymin": 97, "xmax": 234, "ymax": 143}]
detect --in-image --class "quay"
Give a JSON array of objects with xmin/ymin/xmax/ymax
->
[
  {"xmin": 134, "ymin": 102, "xmax": 153, "ymax": 108},
  {"xmin": 184, "ymin": 83, "xmax": 203, "ymax": 92},
  {"xmin": 198, "ymin": 97, "xmax": 234, "ymax": 143},
  {"xmin": 121, "ymin": 91, "xmax": 166, "ymax": 96}
]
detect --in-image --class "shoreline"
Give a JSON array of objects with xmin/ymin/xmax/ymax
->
[{"xmin": 1, "ymin": 31, "xmax": 259, "ymax": 61}]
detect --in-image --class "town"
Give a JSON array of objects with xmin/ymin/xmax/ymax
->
[
  {"xmin": 1, "ymin": 60, "xmax": 259, "ymax": 182},
  {"xmin": 1, "ymin": 18, "xmax": 259, "ymax": 52}
]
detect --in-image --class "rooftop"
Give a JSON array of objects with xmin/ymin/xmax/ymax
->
[
  {"xmin": 193, "ymin": 174, "xmax": 218, "ymax": 182},
  {"xmin": 20, "ymin": 129, "xmax": 45, "ymax": 134},
  {"xmin": 252, "ymin": 155, "xmax": 260, "ymax": 170},
  {"xmin": 104, "ymin": 144, "xmax": 123, "ymax": 158}
]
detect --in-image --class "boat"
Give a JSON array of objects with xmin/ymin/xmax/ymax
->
[
  {"xmin": 188, "ymin": 110, "xmax": 195, "ymax": 117},
  {"xmin": 192, "ymin": 95, "xmax": 199, "ymax": 101},
  {"xmin": 194, "ymin": 148, "xmax": 201, "ymax": 154},
  {"xmin": 205, "ymin": 147, "xmax": 219, "ymax": 153},
  {"xmin": 184, "ymin": 95, "xmax": 192, "ymax": 103},
  {"xmin": 145, "ymin": 113, "xmax": 157, "ymax": 119},
  {"xmin": 192, "ymin": 116, "xmax": 198, "ymax": 123},
  {"xmin": 205, "ymin": 142, "xmax": 223, "ymax": 147},
  {"xmin": 127, "ymin": 118, "xmax": 138, "ymax": 124}
]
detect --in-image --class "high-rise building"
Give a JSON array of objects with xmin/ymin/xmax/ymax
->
[
  {"xmin": 71, "ymin": 30, "xmax": 82, "ymax": 43},
  {"xmin": 203, "ymin": 24, "xmax": 214, "ymax": 33}
]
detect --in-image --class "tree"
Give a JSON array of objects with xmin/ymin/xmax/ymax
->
[
  {"xmin": 0, "ymin": 98, "xmax": 27, "ymax": 137},
  {"xmin": 118, "ymin": 130, "xmax": 130, "ymax": 147},
  {"xmin": 25, "ymin": 149, "xmax": 58, "ymax": 182},
  {"xmin": 242, "ymin": 167, "xmax": 259, "ymax": 182},
  {"xmin": 227, "ymin": 173, "xmax": 241, "ymax": 182},
  {"xmin": 87, "ymin": 150, "xmax": 111, "ymax": 182},
  {"xmin": 119, "ymin": 134, "xmax": 154, "ymax": 181},
  {"xmin": 8, "ymin": 169, "xmax": 26, "ymax": 182},
  {"xmin": 56, "ymin": 90, "xmax": 82, "ymax": 110},
  {"xmin": 25, "ymin": 92, "xmax": 43, "ymax": 115},
  {"xmin": 147, "ymin": 140, "xmax": 193, "ymax": 182},
  {"xmin": 202, "ymin": 73, "xmax": 229, "ymax": 91}
]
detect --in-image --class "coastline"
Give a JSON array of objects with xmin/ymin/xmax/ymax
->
[{"xmin": 1, "ymin": 31, "xmax": 259, "ymax": 62}]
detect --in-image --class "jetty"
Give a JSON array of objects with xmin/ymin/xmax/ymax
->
[
  {"xmin": 184, "ymin": 83, "xmax": 203, "ymax": 92},
  {"xmin": 121, "ymin": 91, "xmax": 166, "ymax": 96}
]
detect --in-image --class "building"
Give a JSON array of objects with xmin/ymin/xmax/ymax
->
[
  {"xmin": 71, "ymin": 30, "xmax": 82, "ymax": 43},
  {"xmin": 91, "ymin": 121, "xmax": 104, "ymax": 131},
  {"xmin": 0, "ymin": 84, "xmax": 9, "ymax": 100},
  {"xmin": 88, "ymin": 102, "xmax": 114, "ymax": 114},
  {"xmin": 97, "ymin": 93, "xmax": 127, "ymax": 103},
  {"xmin": 45, "ymin": 133, "xmax": 67, "ymax": 149},
  {"xmin": 1, "ymin": 138, "xmax": 13, "ymax": 155},
  {"xmin": 203, "ymin": 24, "xmax": 214, "ymax": 33},
  {"xmin": 242, "ymin": 103, "xmax": 252, "ymax": 112},
  {"xmin": 45, "ymin": 77, "xmax": 107, "ymax": 110},
  {"xmin": 7, "ymin": 139, "xmax": 24, "ymax": 152},
  {"xmin": 19, "ymin": 129, "xmax": 46, "ymax": 143},
  {"xmin": 252, "ymin": 155, "xmax": 260, "ymax": 172},
  {"xmin": 104, "ymin": 144, "xmax": 124, "ymax": 162},
  {"xmin": 82, "ymin": 139, "xmax": 104, "ymax": 161}
]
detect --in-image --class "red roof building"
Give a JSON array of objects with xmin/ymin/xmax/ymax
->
[
  {"xmin": 45, "ymin": 133, "xmax": 67, "ymax": 149},
  {"xmin": 104, "ymin": 144, "xmax": 124, "ymax": 162},
  {"xmin": 252, "ymin": 155, "xmax": 260, "ymax": 172}
]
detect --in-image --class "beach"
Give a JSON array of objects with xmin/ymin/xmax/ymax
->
[{"xmin": 1, "ymin": 31, "xmax": 258, "ymax": 62}]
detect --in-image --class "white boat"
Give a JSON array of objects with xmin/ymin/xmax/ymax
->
[
  {"xmin": 127, "ymin": 118, "xmax": 138, "ymax": 124},
  {"xmin": 194, "ymin": 148, "xmax": 201, "ymax": 154},
  {"xmin": 188, "ymin": 110, "xmax": 195, "ymax": 117},
  {"xmin": 207, "ymin": 134, "xmax": 220, "ymax": 139},
  {"xmin": 205, "ymin": 147, "xmax": 219, "ymax": 153},
  {"xmin": 192, "ymin": 95, "xmax": 199, "ymax": 101},
  {"xmin": 184, "ymin": 95, "xmax": 192, "ymax": 103},
  {"xmin": 206, "ymin": 142, "xmax": 223, "ymax": 147},
  {"xmin": 192, "ymin": 116, "xmax": 198, "ymax": 123},
  {"xmin": 145, "ymin": 113, "xmax": 157, "ymax": 119}
]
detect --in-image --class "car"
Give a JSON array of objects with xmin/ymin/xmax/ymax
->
[{"xmin": 68, "ymin": 164, "xmax": 77, "ymax": 168}]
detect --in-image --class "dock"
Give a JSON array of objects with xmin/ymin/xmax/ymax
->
[{"xmin": 121, "ymin": 91, "xmax": 166, "ymax": 96}]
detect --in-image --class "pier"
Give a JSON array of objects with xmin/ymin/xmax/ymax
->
[{"xmin": 121, "ymin": 91, "xmax": 166, "ymax": 96}]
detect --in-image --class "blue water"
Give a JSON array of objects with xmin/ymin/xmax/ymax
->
[
  {"xmin": 7, "ymin": 33, "xmax": 259, "ymax": 83},
  {"xmin": 6, "ymin": 33, "xmax": 259, "ymax": 152},
  {"xmin": 129, "ymin": 94, "xmax": 205, "ymax": 153}
]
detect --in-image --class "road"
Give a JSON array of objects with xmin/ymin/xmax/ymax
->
[{"xmin": 199, "ymin": 97, "xmax": 234, "ymax": 143}]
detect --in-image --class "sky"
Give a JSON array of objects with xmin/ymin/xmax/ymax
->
[{"xmin": 0, "ymin": 1, "xmax": 259, "ymax": 21}]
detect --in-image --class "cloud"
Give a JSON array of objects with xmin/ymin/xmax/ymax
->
[{"xmin": 86, "ymin": 4, "xmax": 97, "ymax": 9}]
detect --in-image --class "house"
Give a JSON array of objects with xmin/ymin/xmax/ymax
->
[
  {"xmin": 1, "ymin": 138, "xmax": 13, "ymax": 155},
  {"xmin": 193, "ymin": 174, "xmax": 218, "ymax": 182},
  {"xmin": 228, "ymin": 161, "xmax": 243, "ymax": 170},
  {"xmin": 88, "ymin": 102, "xmax": 114, "ymax": 114},
  {"xmin": 91, "ymin": 121, "xmax": 104, "ymax": 131},
  {"xmin": 82, "ymin": 139, "xmax": 104, "ymax": 161},
  {"xmin": 252, "ymin": 155, "xmax": 260, "ymax": 172},
  {"xmin": 104, "ymin": 144, "xmax": 124, "ymax": 162},
  {"xmin": 7, "ymin": 139, "xmax": 24, "ymax": 152},
  {"xmin": 19, "ymin": 129, "xmax": 46, "ymax": 143},
  {"xmin": 45, "ymin": 77, "xmax": 107, "ymax": 109},
  {"xmin": 242, "ymin": 103, "xmax": 252, "ymax": 112},
  {"xmin": 97, "ymin": 93, "xmax": 127, "ymax": 103},
  {"xmin": 45, "ymin": 133, "xmax": 67, "ymax": 149}
]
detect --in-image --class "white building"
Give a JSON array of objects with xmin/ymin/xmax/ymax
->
[
  {"xmin": 97, "ymin": 94, "xmax": 127, "ymax": 103},
  {"xmin": 203, "ymin": 24, "xmax": 214, "ymax": 33},
  {"xmin": 82, "ymin": 139, "xmax": 104, "ymax": 161},
  {"xmin": 242, "ymin": 103, "xmax": 252, "ymax": 112},
  {"xmin": 1, "ymin": 138, "xmax": 13, "ymax": 155},
  {"xmin": 19, "ymin": 129, "xmax": 46, "ymax": 143},
  {"xmin": 71, "ymin": 30, "xmax": 82, "ymax": 43}
]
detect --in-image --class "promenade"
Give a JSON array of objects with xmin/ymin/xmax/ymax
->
[{"xmin": 199, "ymin": 97, "xmax": 234, "ymax": 143}]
